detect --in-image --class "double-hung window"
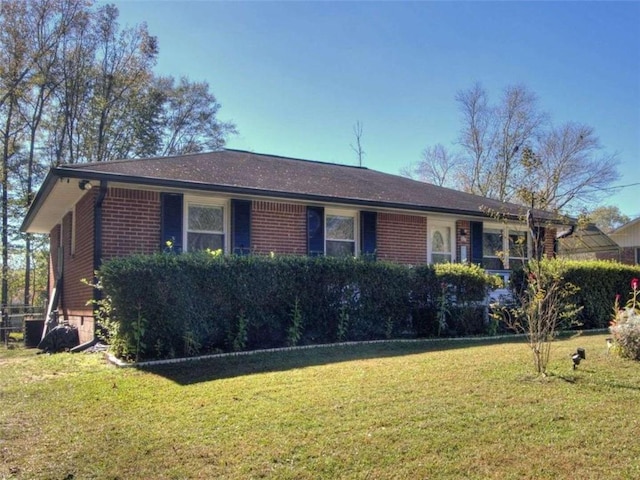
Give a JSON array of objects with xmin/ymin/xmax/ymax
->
[
  {"xmin": 483, "ymin": 224, "xmax": 529, "ymax": 269},
  {"xmin": 326, "ymin": 211, "xmax": 356, "ymax": 257},
  {"xmin": 186, "ymin": 201, "xmax": 225, "ymax": 252},
  {"xmin": 483, "ymin": 227, "xmax": 505, "ymax": 270},
  {"xmin": 429, "ymin": 222, "xmax": 455, "ymax": 264},
  {"xmin": 508, "ymin": 230, "xmax": 528, "ymax": 269}
]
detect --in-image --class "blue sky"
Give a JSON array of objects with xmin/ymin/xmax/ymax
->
[{"xmin": 111, "ymin": 1, "xmax": 640, "ymax": 218}]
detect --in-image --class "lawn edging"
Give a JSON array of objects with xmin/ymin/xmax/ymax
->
[
  {"xmin": 105, "ymin": 333, "xmax": 533, "ymax": 368},
  {"xmin": 104, "ymin": 328, "xmax": 611, "ymax": 368}
]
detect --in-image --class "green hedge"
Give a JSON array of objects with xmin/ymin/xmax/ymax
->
[
  {"xmin": 509, "ymin": 260, "xmax": 640, "ymax": 329},
  {"xmin": 562, "ymin": 261, "xmax": 640, "ymax": 329},
  {"xmin": 98, "ymin": 253, "xmax": 499, "ymax": 361}
]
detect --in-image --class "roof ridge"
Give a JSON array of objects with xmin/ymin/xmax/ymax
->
[
  {"xmin": 59, "ymin": 148, "xmax": 371, "ymax": 172},
  {"xmin": 59, "ymin": 150, "xmax": 215, "ymax": 169},
  {"xmin": 224, "ymin": 148, "xmax": 370, "ymax": 171}
]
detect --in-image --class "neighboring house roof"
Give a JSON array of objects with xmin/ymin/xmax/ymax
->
[
  {"xmin": 22, "ymin": 149, "xmax": 568, "ymax": 234},
  {"xmin": 556, "ymin": 223, "xmax": 620, "ymax": 255},
  {"xmin": 609, "ymin": 216, "xmax": 640, "ymax": 248}
]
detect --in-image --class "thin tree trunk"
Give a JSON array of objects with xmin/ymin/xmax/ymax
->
[{"xmin": 1, "ymin": 97, "xmax": 15, "ymax": 331}]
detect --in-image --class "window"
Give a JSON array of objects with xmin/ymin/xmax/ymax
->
[
  {"xmin": 483, "ymin": 227, "xmax": 504, "ymax": 270},
  {"xmin": 186, "ymin": 202, "xmax": 225, "ymax": 252},
  {"xmin": 326, "ymin": 212, "xmax": 356, "ymax": 257},
  {"xmin": 508, "ymin": 230, "xmax": 528, "ymax": 269},
  {"xmin": 429, "ymin": 223, "xmax": 454, "ymax": 263},
  {"xmin": 482, "ymin": 225, "xmax": 529, "ymax": 270},
  {"xmin": 636, "ymin": 248, "xmax": 640, "ymax": 265}
]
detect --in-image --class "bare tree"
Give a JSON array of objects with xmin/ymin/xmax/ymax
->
[
  {"xmin": 455, "ymin": 82, "xmax": 495, "ymax": 196},
  {"xmin": 350, "ymin": 120, "xmax": 365, "ymax": 167},
  {"xmin": 402, "ymin": 143, "xmax": 461, "ymax": 187},
  {"xmin": 456, "ymin": 83, "xmax": 547, "ymax": 202},
  {"xmin": 530, "ymin": 122, "xmax": 620, "ymax": 213}
]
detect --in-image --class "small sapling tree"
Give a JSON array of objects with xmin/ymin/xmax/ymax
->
[{"xmin": 490, "ymin": 148, "xmax": 581, "ymax": 375}]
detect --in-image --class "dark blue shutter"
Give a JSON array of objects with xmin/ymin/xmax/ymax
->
[
  {"xmin": 307, "ymin": 206, "xmax": 324, "ymax": 256},
  {"xmin": 231, "ymin": 199, "xmax": 251, "ymax": 255},
  {"xmin": 360, "ymin": 211, "xmax": 377, "ymax": 258},
  {"xmin": 161, "ymin": 193, "xmax": 183, "ymax": 253},
  {"xmin": 470, "ymin": 221, "xmax": 483, "ymax": 266}
]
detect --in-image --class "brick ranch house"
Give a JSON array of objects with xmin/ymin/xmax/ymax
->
[{"xmin": 21, "ymin": 149, "xmax": 569, "ymax": 343}]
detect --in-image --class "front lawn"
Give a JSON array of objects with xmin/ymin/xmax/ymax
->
[{"xmin": 1, "ymin": 333, "xmax": 638, "ymax": 479}]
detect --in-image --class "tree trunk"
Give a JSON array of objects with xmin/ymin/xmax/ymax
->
[{"xmin": 1, "ymin": 97, "xmax": 14, "ymax": 337}]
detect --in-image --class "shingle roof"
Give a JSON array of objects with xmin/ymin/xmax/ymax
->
[{"xmin": 22, "ymin": 149, "xmax": 566, "ymax": 233}]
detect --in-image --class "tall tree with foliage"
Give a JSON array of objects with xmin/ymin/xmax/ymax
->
[
  {"xmin": 157, "ymin": 76, "xmax": 237, "ymax": 156},
  {"xmin": 85, "ymin": 4, "xmax": 158, "ymax": 163},
  {"xmin": 585, "ymin": 205, "xmax": 630, "ymax": 233},
  {"xmin": 1, "ymin": 0, "xmax": 91, "ymax": 310},
  {"xmin": 0, "ymin": 0, "xmax": 237, "ymax": 309},
  {"xmin": 0, "ymin": 0, "xmax": 32, "ymax": 311}
]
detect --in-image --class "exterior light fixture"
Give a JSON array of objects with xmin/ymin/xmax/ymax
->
[
  {"xmin": 459, "ymin": 228, "xmax": 468, "ymax": 244},
  {"xmin": 79, "ymin": 180, "xmax": 93, "ymax": 191}
]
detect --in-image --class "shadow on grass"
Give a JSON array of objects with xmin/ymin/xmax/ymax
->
[
  {"xmin": 138, "ymin": 336, "xmax": 527, "ymax": 385},
  {"xmin": 554, "ymin": 366, "xmax": 640, "ymax": 392}
]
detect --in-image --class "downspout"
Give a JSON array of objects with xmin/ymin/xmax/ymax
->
[
  {"xmin": 555, "ymin": 224, "xmax": 575, "ymax": 240},
  {"xmin": 554, "ymin": 224, "xmax": 575, "ymax": 257},
  {"xmin": 92, "ymin": 180, "xmax": 108, "ymax": 337}
]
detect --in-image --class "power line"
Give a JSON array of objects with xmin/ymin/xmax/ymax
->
[{"xmin": 598, "ymin": 182, "xmax": 640, "ymax": 191}]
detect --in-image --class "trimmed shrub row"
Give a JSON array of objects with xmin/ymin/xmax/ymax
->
[
  {"xmin": 98, "ymin": 254, "xmax": 499, "ymax": 361},
  {"xmin": 97, "ymin": 254, "xmax": 640, "ymax": 362},
  {"xmin": 510, "ymin": 259, "xmax": 640, "ymax": 329}
]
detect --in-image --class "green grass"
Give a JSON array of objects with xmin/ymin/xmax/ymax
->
[{"xmin": 1, "ymin": 333, "xmax": 639, "ymax": 479}]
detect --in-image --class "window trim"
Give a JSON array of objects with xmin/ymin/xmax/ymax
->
[
  {"xmin": 325, "ymin": 208, "xmax": 358, "ymax": 257},
  {"xmin": 428, "ymin": 220, "xmax": 456, "ymax": 264},
  {"xmin": 183, "ymin": 196, "xmax": 229, "ymax": 253}
]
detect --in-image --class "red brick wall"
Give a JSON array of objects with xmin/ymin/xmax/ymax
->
[
  {"xmin": 544, "ymin": 227, "xmax": 556, "ymax": 259},
  {"xmin": 251, "ymin": 201, "xmax": 307, "ymax": 255},
  {"xmin": 619, "ymin": 247, "xmax": 636, "ymax": 265},
  {"xmin": 377, "ymin": 212, "xmax": 428, "ymax": 265},
  {"xmin": 49, "ymin": 187, "xmax": 162, "ymax": 343},
  {"xmin": 49, "ymin": 192, "xmax": 95, "ymax": 343},
  {"xmin": 48, "ymin": 186, "xmax": 568, "ymax": 343},
  {"xmin": 102, "ymin": 188, "xmax": 161, "ymax": 260},
  {"xmin": 64, "ymin": 192, "xmax": 95, "ymax": 312},
  {"xmin": 456, "ymin": 220, "xmax": 471, "ymax": 262}
]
